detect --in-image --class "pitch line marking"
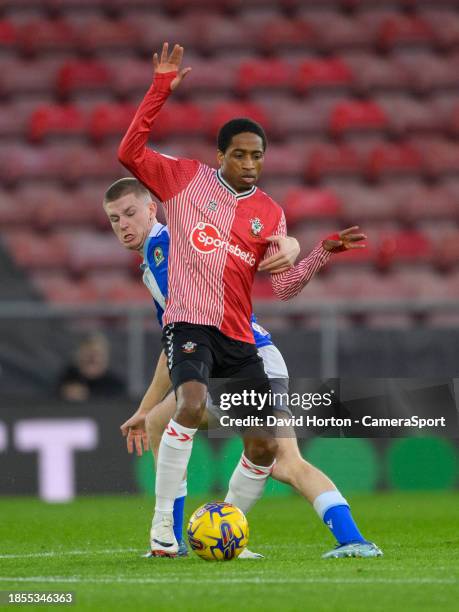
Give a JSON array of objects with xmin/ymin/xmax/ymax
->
[
  {"xmin": 0, "ymin": 549, "xmax": 142, "ymax": 560},
  {"xmin": 0, "ymin": 576, "xmax": 457, "ymax": 586}
]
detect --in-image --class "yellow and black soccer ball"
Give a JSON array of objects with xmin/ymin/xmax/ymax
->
[{"xmin": 187, "ymin": 501, "xmax": 249, "ymax": 561}]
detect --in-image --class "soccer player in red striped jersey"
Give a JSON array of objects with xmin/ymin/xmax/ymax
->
[{"xmin": 118, "ymin": 43, "xmax": 368, "ymax": 557}]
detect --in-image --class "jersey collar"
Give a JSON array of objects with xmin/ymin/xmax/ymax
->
[{"xmin": 216, "ymin": 169, "xmax": 257, "ymax": 200}]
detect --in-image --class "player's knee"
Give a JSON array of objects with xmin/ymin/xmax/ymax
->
[
  {"xmin": 245, "ymin": 437, "xmax": 277, "ymax": 466},
  {"xmin": 175, "ymin": 395, "xmax": 206, "ymax": 424}
]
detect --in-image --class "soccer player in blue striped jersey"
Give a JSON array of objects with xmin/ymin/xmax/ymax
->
[{"xmin": 105, "ymin": 177, "xmax": 382, "ymax": 559}]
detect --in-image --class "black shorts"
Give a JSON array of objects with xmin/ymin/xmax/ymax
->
[{"xmin": 162, "ymin": 322, "xmax": 273, "ymax": 421}]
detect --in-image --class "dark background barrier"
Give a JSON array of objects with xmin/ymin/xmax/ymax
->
[{"xmin": 1, "ymin": 398, "xmax": 457, "ymax": 502}]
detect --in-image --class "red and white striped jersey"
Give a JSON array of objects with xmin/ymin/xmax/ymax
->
[{"xmin": 119, "ymin": 72, "xmax": 330, "ymax": 343}]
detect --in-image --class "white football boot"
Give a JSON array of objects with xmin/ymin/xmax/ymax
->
[
  {"xmin": 149, "ymin": 515, "xmax": 179, "ymax": 558},
  {"xmin": 238, "ymin": 548, "xmax": 264, "ymax": 559}
]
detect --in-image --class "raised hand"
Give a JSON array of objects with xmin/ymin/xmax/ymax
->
[
  {"xmin": 153, "ymin": 42, "xmax": 192, "ymax": 91},
  {"xmin": 322, "ymin": 226, "xmax": 367, "ymax": 253}
]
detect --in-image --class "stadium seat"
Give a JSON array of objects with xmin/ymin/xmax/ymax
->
[
  {"xmin": 376, "ymin": 230, "xmax": 433, "ymax": 267},
  {"xmin": 3, "ymin": 230, "xmax": 69, "ymax": 270},
  {"xmin": 0, "ymin": 58, "xmax": 60, "ymax": 97},
  {"xmin": 417, "ymin": 137, "xmax": 459, "ymax": 178},
  {"xmin": 207, "ymin": 101, "xmax": 268, "ymax": 138},
  {"xmin": 376, "ymin": 14, "xmax": 435, "ymax": 50},
  {"xmin": 236, "ymin": 59, "xmax": 293, "ymax": 94},
  {"xmin": 28, "ymin": 105, "xmax": 88, "ymax": 142},
  {"xmin": 31, "ymin": 272, "xmax": 100, "ymax": 304},
  {"xmin": 89, "ymin": 103, "xmax": 136, "ymax": 142},
  {"xmin": 434, "ymin": 229, "xmax": 459, "ymax": 270},
  {"xmin": 14, "ymin": 184, "xmax": 99, "ymax": 230},
  {"xmin": 126, "ymin": 13, "xmax": 199, "ymax": 53},
  {"xmin": 396, "ymin": 184, "xmax": 458, "ymax": 222},
  {"xmin": 110, "ymin": 58, "xmax": 153, "ymax": 97},
  {"xmin": 306, "ymin": 143, "xmax": 363, "ymax": 181},
  {"xmin": 66, "ymin": 230, "xmax": 136, "ymax": 275},
  {"xmin": 78, "ymin": 18, "xmax": 141, "ymax": 53},
  {"xmin": 328, "ymin": 100, "xmax": 388, "ymax": 136},
  {"xmin": 0, "ymin": 101, "xmax": 34, "ymax": 139},
  {"xmin": 177, "ymin": 57, "xmax": 238, "ymax": 95},
  {"xmin": 262, "ymin": 143, "xmax": 308, "ymax": 177},
  {"xmin": 263, "ymin": 98, "xmax": 329, "ymax": 138},
  {"xmin": 0, "ymin": 190, "xmax": 31, "ymax": 226},
  {"xmin": 366, "ymin": 142, "xmax": 423, "ymax": 180},
  {"xmin": 396, "ymin": 53, "xmax": 458, "ymax": 94},
  {"xmin": 295, "ymin": 58, "xmax": 354, "ymax": 94},
  {"xmin": 283, "ymin": 188, "xmax": 342, "ymax": 225},
  {"xmin": 56, "ymin": 60, "xmax": 112, "ymax": 96},
  {"xmin": 377, "ymin": 95, "xmax": 443, "ymax": 136},
  {"xmin": 343, "ymin": 53, "xmax": 410, "ymax": 94},
  {"xmin": 255, "ymin": 17, "xmax": 317, "ymax": 53},
  {"xmin": 304, "ymin": 12, "xmax": 375, "ymax": 51},
  {"xmin": 0, "ymin": 19, "xmax": 17, "ymax": 48},
  {"xmin": 0, "ymin": 144, "xmax": 67, "ymax": 184},
  {"xmin": 421, "ymin": 9, "xmax": 459, "ymax": 50},
  {"xmin": 17, "ymin": 18, "xmax": 78, "ymax": 54},
  {"xmin": 334, "ymin": 183, "xmax": 398, "ymax": 221}
]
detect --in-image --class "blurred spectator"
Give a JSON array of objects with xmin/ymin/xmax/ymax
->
[{"xmin": 58, "ymin": 333, "xmax": 125, "ymax": 401}]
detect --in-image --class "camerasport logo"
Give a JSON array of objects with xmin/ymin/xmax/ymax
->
[{"xmin": 189, "ymin": 222, "xmax": 256, "ymax": 267}]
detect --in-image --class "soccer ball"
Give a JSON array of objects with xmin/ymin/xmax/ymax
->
[{"xmin": 187, "ymin": 501, "xmax": 249, "ymax": 561}]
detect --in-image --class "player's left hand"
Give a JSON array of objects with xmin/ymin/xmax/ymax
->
[
  {"xmin": 259, "ymin": 235, "xmax": 300, "ymax": 274},
  {"xmin": 322, "ymin": 226, "xmax": 367, "ymax": 253},
  {"xmin": 120, "ymin": 412, "xmax": 150, "ymax": 456}
]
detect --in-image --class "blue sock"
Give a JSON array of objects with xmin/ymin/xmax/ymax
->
[
  {"xmin": 172, "ymin": 496, "xmax": 186, "ymax": 543},
  {"xmin": 323, "ymin": 504, "xmax": 366, "ymax": 546}
]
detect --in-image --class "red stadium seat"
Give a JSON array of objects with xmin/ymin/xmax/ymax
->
[
  {"xmin": 376, "ymin": 14, "xmax": 435, "ymax": 50},
  {"xmin": 395, "ymin": 53, "xmax": 458, "ymax": 94},
  {"xmin": 28, "ymin": 105, "xmax": 88, "ymax": 142},
  {"xmin": 0, "ymin": 19, "xmax": 17, "ymax": 47},
  {"xmin": 150, "ymin": 103, "xmax": 206, "ymax": 140},
  {"xmin": 255, "ymin": 17, "xmax": 317, "ymax": 53},
  {"xmin": 417, "ymin": 137, "xmax": 459, "ymax": 178},
  {"xmin": 31, "ymin": 272, "xmax": 100, "ymax": 304},
  {"xmin": 89, "ymin": 103, "xmax": 137, "ymax": 142},
  {"xmin": 305, "ymin": 12, "xmax": 375, "ymax": 51},
  {"xmin": 0, "ymin": 144, "xmax": 68, "ymax": 184},
  {"xmin": 396, "ymin": 184, "xmax": 458, "ymax": 222},
  {"xmin": 366, "ymin": 142, "xmax": 423, "ymax": 180},
  {"xmin": 0, "ymin": 190, "xmax": 31, "ymax": 226},
  {"xmin": 14, "ymin": 184, "xmax": 99, "ymax": 230},
  {"xmin": 377, "ymin": 230, "xmax": 433, "ymax": 267},
  {"xmin": 434, "ymin": 229, "xmax": 459, "ymax": 270},
  {"xmin": 66, "ymin": 230, "xmax": 136, "ymax": 275},
  {"xmin": 283, "ymin": 188, "xmax": 342, "ymax": 225},
  {"xmin": 103, "ymin": 279, "xmax": 152, "ymax": 304},
  {"xmin": 0, "ymin": 101, "xmax": 34, "ymax": 138},
  {"xmin": 262, "ymin": 143, "xmax": 307, "ymax": 177},
  {"xmin": 57, "ymin": 60, "xmax": 112, "ymax": 96},
  {"xmin": 178, "ymin": 58, "xmax": 238, "ymax": 95},
  {"xmin": 423, "ymin": 9, "xmax": 459, "ymax": 50},
  {"xmin": 0, "ymin": 58, "xmax": 60, "ymax": 96},
  {"xmin": 197, "ymin": 15, "xmax": 251, "ymax": 53},
  {"xmin": 329, "ymin": 100, "xmax": 388, "ymax": 136},
  {"xmin": 264, "ymin": 98, "xmax": 330, "ymax": 138},
  {"xmin": 110, "ymin": 59, "xmax": 153, "ymax": 97},
  {"xmin": 4, "ymin": 230, "xmax": 69, "ymax": 270},
  {"xmin": 207, "ymin": 102, "xmax": 268, "ymax": 138},
  {"xmin": 295, "ymin": 58, "xmax": 354, "ymax": 94},
  {"xmin": 78, "ymin": 18, "xmax": 141, "ymax": 53},
  {"xmin": 18, "ymin": 19, "xmax": 78, "ymax": 54},
  {"xmin": 335, "ymin": 183, "xmax": 398, "ymax": 221},
  {"xmin": 344, "ymin": 54, "xmax": 410, "ymax": 93},
  {"xmin": 306, "ymin": 143, "xmax": 363, "ymax": 181},
  {"xmin": 377, "ymin": 95, "xmax": 443, "ymax": 136},
  {"xmin": 236, "ymin": 59, "xmax": 293, "ymax": 94}
]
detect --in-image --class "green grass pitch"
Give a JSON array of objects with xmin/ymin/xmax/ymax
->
[{"xmin": 1, "ymin": 492, "xmax": 458, "ymax": 611}]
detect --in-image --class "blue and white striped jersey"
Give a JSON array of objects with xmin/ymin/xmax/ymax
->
[{"xmin": 141, "ymin": 223, "xmax": 273, "ymax": 349}]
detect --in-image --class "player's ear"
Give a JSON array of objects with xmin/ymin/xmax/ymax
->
[
  {"xmin": 148, "ymin": 201, "xmax": 157, "ymax": 218},
  {"xmin": 217, "ymin": 150, "xmax": 224, "ymax": 167}
]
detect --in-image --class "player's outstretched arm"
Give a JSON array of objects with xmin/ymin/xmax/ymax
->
[
  {"xmin": 118, "ymin": 42, "xmax": 197, "ymax": 202},
  {"xmin": 120, "ymin": 351, "xmax": 172, "ymax": 456},
  {"xmin": 271, "ymin": 225, "xmax": 366, "ymax": 301}
]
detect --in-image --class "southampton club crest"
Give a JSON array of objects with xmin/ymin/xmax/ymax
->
[
  {"xmin": 249, "ymin": 217, "xmax": 264, "ymax": 237},
  {"xmin": 182, "ymin": 341, "xmax": 197, "ymax": 354}
]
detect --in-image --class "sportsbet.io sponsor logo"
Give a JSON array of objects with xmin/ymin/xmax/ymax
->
[{"xmin": 189, "ymin": 222, "xmax": 256, "ymax": 267}]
